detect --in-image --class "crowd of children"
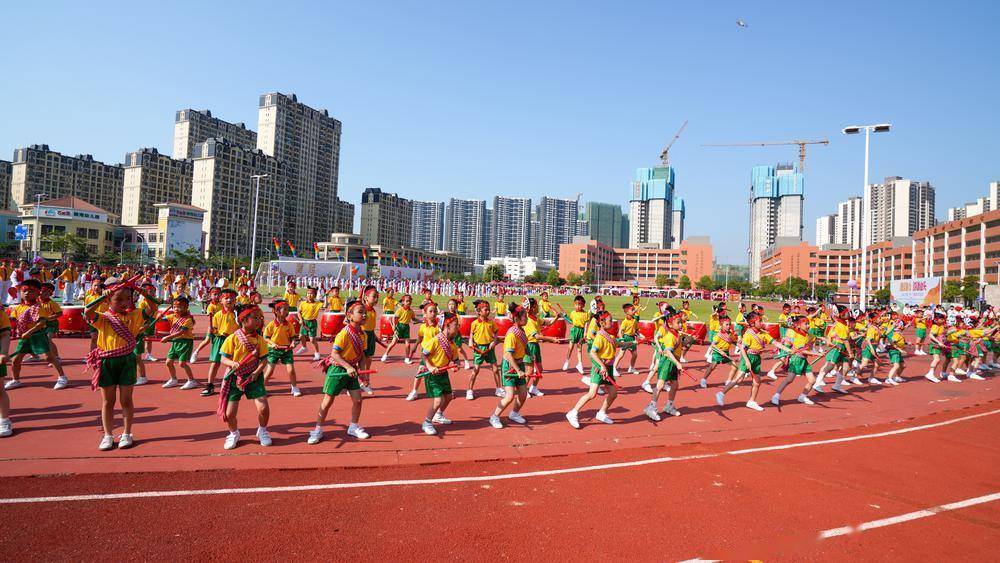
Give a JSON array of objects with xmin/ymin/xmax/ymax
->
[{"xmin": 1, "ymin": 275, "xmax": 997, "ymax": 450}]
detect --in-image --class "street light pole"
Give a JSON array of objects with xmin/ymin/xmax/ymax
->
[
  {"xmin": 33, "ymin": 193, "xmax": 47, "ymax": 260},
  {"xmin": 249, "ymin": 174, "xmax": 269, "ymax": 279},
  {"xmin": 843, "ymin": 123, "xmax": 891, "ymax": 311}
]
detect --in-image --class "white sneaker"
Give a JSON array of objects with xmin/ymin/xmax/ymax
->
[
  {"xmin": 224, "ymin": 431, "xmax": 240, "ymax": 450},
  {"xmin": 0, "ymin": 419, "xmax": 11, "ymax": 437},
  {"xmin": 852, "ymin": 360, "xmax": 860, "ymax": 368},
  {"xmin": 924, "ymin": 372, "xmax": 941, "ymax": 383},
  {"xmin": 134, "ymin": 376, "xmax": 148, "ymax": 386},
  {"xmin": 867, "ymin": 377, "xmax": 880, "ymax": 385},
  {"xmin": 495, "ymin": 388, "xmax": 506, "ymax": 398},
  {"xmin": 189, "ymin": 353, "xmax": 198, "ymax": 363},
  {"xmin": 832, "ymin": 385, "xmax": 847, "ymax": 394},
  {"xmin": 4, "ymin": 380, "xmax": 21, "ymax": 390},
  {"xmin": 528, "ymin": 385, "xmax": 544, "ymax": 397},
  {"xmin": 313, "ymin": 353, "xmax": 321, "ymax": 361},
  {"xmin": 381, "ymin": 354, "xmax": 388, "ymax": 362},
  {"xmin": 421, "ymin": 420, "xmax": 437, "ymax": 435},
  {"xmin": 489, "ymin": 414, "xmax": 504, "ymax": 429},
  {"xmin": 745, "ymin": 401, "xmax": 764, "ymax": 412},
  {"xmin": 797, "ymin": 393, "xmax": 815, "ymax": 405},
  {"xmin": 465, "ymin": 389, "xmax": 474, "ymax": 400},
  {"xmin": 360, "ymin": 385, "xmax": 374, "ymax": 395},
  {"xmin": 562, "ymin": 360, "xmax": 570, "ymax": 371},
  {"xmin": 662, "ymin": 401, "xmax": 681, "ymax": 417},
  {"xmin": 969, "ymin": 373, "xmax": 985, "ymax": 381},
  {"xmin": 770, "ymin": 393, "xmax": 781, "ymax": 406},
  {"xmin": 613, "ymin": 369, "xmax": 622, "ymax": 378},
  {"xmin": 641, "ymin": 381, "xmax": 653, "ymax": 394},
  {"xmin": 885, "ymin": 377, "xmax": 899, "ymax": 386},
  {"xmin": 627, "ymin": 367, "xmax": 639, "ymax": 374},
  {"xmin": 956, "ymin": 369, "xmax": 968, "ymax": 375},
  {"xmin": 464, "ymin": 360, "xmax": 470, "ymax": 370},
  {"xmin": 847, "ymin": 377, "xmax": 860, "ymax": 386},
  {"xmin": 403, "ymin": 358, "xmax": 412, "ymax": 365},
  {"xmin": 699, "ymin": 378, "xmax": 707, "ymax": 389},
  {"xmin": 946, "ymin": 374, "xmax": 961, "ymax": 383},
  {"xmin": 566, "ymin": 411, "xmax": 580, "ymax": 429},
  {"xmin": 180, "ymin": 379, "xmax": 200, "ymax": 390},
  {"xmin": 575, "ymin": 362, "xmax": 584, "ymax": 375},
  {"xmin": 813, "ymin": 382, "xmax": 825, "ymax": 393},
  {"xmin": 405, "ymin": 390, "xmax": 418, "ymax": 401},
  {"xmin": 597, "ymin": 387, "xmax": 605, "ymax": 395},
  {"xmin": 680, "ymin": 357, "xmax": 688, "ymax": 364},
  {"xmin": 432, "ymin": 412, "xmax": 452, "ymax": 424},
  {"xmin": 914, "ymin": 349, "xmax": 926, "ymax": 356},
  {"xmin": 144, "ymin": 354, "xmax": 157, "ymax": 362},
  {"xmin": 715, "ymin": 391, "xmax": 725, "ymax": 406},
  {"xmin": 99, "ymin": 434, "xmax": 115, "ymax": 451},
  {"xmin": 290, "ymin": 386, "xmax": 303, "ymax": 397},
  {"xmin": 295, "ymin": 346, "xmax": 307, "ymax": 355},
  {"xmin": 307, "ymin": 428, "xmax": 324, "ymax": 445},
  {"xmin": 509, "ymin": 411, "xmax": 526, "ymax": 424},
  {"xmin": 162, "ymin": 378, "xmax": 179, "ymax": 389},
  {"xmin": 118, "ymin": 434, "xmax": 133, "ymax": 449},
  {"xmin": 644, "ymin": 403, "xmax": 661, "ymax": 421},
  {"xmin": 595, "ymin": 411, "xmax": 614, "ymax": 424},
  {"xmin": 254, "ymin": 427, "xmax": 272, "ymax": 446},
  {"xmin": 347, "ymin": 424, "xmax": 370, "ymax": 440},
  {"xmin": 580, "ymin": 376, "xmax": 590, "ymax": 386},
  {"xmin": 53, "ymin": 377, "xmax": 69, "ymax": 390}
]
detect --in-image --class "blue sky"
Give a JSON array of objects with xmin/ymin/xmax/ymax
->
[{"xmin": 2, "ymin": 1, "xmax": 997, "ymax": 263}]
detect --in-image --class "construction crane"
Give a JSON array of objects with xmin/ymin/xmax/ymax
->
[
  {"xmin": 701, "ymin": 139, "xmax": 829, "ymax": 172},
  {"xmin": 659, "ymin": 120, "xmax": 688, "ymax": 166}
]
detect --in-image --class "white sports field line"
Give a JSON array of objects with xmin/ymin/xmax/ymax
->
[
  {"xmin": 0, "ymin": 408, "xmax": 996, "ymax": 506},
  {"xmin": 819, "ymin": 492, "xmax": 1000, "ymax": 539}
]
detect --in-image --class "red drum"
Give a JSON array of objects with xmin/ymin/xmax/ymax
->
[
  {"xmin": 379, "ymin": 314, "xmax": 396, "ymax": 339},
  {"xmin": 541, "ymin": 317, "xmax": 566, "ymax": 339},
  {"xmin": 59, "ymin": 306, "xmax": 87, "ymax": 333},
  {"xmin": 459, "ymin": 315, "xmax": 476, "ymax": 339},
  {"xmin": 764, "ymin": 322, "xmax": 781, "ymax": 341},
  {"xmin": 321, "ymin": 312, "xmax": 345, "ymax": 338},
  {"xmin": 687, "ymin": 321, "xmax": 707, "ymax": 344},
  {"xmin": 155, "ymin": 306, "xmax": 172, "ymax": 336},
  {"xmin": 494, "ymin": 317, "xmax": 513, "ymax": 338},
  {"xmin": 637, "ymin": 320, "xmax": 656, "ymax": 342}
]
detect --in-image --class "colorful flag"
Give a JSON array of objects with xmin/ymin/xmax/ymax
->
[
  {"xmin": 361, "ymin": 248, "xmax": 368, "ymax": 261},
  {"xmin": 286, "ymin": 240, "xmax": 297, "ymax": 257},
  {"xmin": 418, "ymin": 257, "xmax": 424, "ymax": 268},
  {"xmin": 313, "ymin": 242, "xmax": 320, "ymax": 254},
  {"xmin": 272, "ymin": 238, "xmax": 281, "ymax": 253},
  {"xmin": 391, "ymin": 251, "xmax": 398, "ymax": 266},
  {"xmin": 333, "ymin": 247, "xmax": 341, "ymax": 258},
  {"xmin": 402, "ymin": 256, "xmax": 409, "ymax": 267}
]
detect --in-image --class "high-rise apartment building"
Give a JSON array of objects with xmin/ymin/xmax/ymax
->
[
  {"xmin": 445, "ymin": 198, "xmax": 488, "ymax": 264},
  {"xmin": 10, "ymin": 145, "xmax": 124, "ymax": 219},
  {"xmin": 868, "ymin": 176, "xmax": 935, "ymax": 243},
  {"xmin": 411, "ymin": 200, "xmax": 445, "ymax": 252},
  {"xmin": 360, "ymin": 188, "xmax": 412, "ymax": 248},
  {"xmin": 333, "ymin": 198, "xmax": 355, "ymax": 234},
  {"xmin": 671, "ymin": 197, "xmax": 685, "ymax": 248},
  {"xmin": 173, "ymin": 109, "xmax": 257, "ymax": 159},
  {"xmin": 584, "ymin": 201, "xmax": 624, "ymax": 248},
  {"xmin": 489, "ymin": 196, "xmax": 531, "ymax": 258},
  {"xmin": 256, "ymin": 92, "xmax": 342, "ymax": 248},
  {"xmin": 629, "ymin": 166, "xmax": 675, "ymax": 249},
  {"xmin": 190, "ymin": 138, "xmax": 285, "ymax": 258},
  {"xmin": 835, "ymin": 197, "xmax": 864, "ymax": 249},
  {"xmin": 816, "ymin": 214, "xmax": 836, "ymax": 246},
  {"xmin": 536, "ymin": 196, "xmax": 579, "ymax": 266},
  {"xmin": 121, "ymin": 148, "xmax": 193, "ymax": 226},
  {"xmin": 946, "ymin": 181, "xmax": 998, "ymax": 221},
  {"xmin": 748, "ymin": 163, "xmax": 804, "ymax": 282},
  {"xmin": 0, "ymin": 160, "xmax": 11, "ymax": 210}
]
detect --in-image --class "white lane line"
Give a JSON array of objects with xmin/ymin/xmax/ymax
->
[
  {"xmin": 1, "ymin": 408, "xmax": 996, "ymax": 505},
  {"xmin": 819, "ymin": 492, "xmax": 1000, "ymax": 539}
]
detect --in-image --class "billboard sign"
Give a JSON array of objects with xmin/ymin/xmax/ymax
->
[{"xmin": 890, "ymin": 277, "xmax": 942, "ymax": 306}]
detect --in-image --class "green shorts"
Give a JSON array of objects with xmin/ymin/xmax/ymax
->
[
  {"xmin": 738, "ymin": 352, "xmax": 762, "ymax": 374},
  {"xmin": 710, "ymin": 350, "xmax": 732, "ymax": 364},
  {"xmin": 209, "ymin": 334, "xmax": 228, "ymax": 363},
  {"xmin": 928, "ymin": 344, "xmax": 942, "ymax": 355},
  {"xmin": 500, "ymin": 359, "xmax": 526, "ymax": 387},
  {"xmin": 424, "ymin": 373, "xmax": 452, "ymax": 398},
  {"xmin": 267, "ymin": 347, "xmax": 294, "ymax": 365},
  {"xmin": 779, "ymin": 326, "xmax": 787, "ymax": 339},
  {"xmin": 395, "ymin": 323, "xmax": 411, "ymax": 340},
  {"xmin": 706, "ymin": 330, "xmax": 716, "ymax": 345},
  {"xmin": 888, "ymin": 349, "xmax": 903, "ymax": 364},
  {"xmin": 810, "ymin": 328, "xmax": 824, "ymax": 339},
  {"xmin": 950, "ymin": 342, "xmax": 968, "ymax": 359},
  {"xmin": 14, "ymin": 333, "xmax": 50, "ymax": 356},
  {"xmin": 861, "ymin": 347, "xmax": 876, "ymax": 360},
  {"xmin": 656, "ymin": 356, "xmax": 678, "ymax": 381},
  {"xmin": 300, "ymin": 319, "xmax": 318, "ymax": 338},
  {"xmin": 589, "ymin": 362, "xmax": 614, "ymax": 385},
  {"xmin": 45, "ymin": 320, "xmax": 59, "ymax": 336},
  {"xmin": 525, "ymin": 342, "xmax": 541, "ymax": 364},
  {"xmin": 473, "ymin": 345, "xmax": 496, "ymax": 365},
  {"xmin": 166, "ymin": 339, "xmax": 194, "ymax": 361},
  {"xmin": 618, "ymin": 334, "xmax": 637, "ymax": 350},
  {"xmin": 364, "ymin": 330, "xmax": 376, "ymax": 357},
  {"xmin": 788, "ymin": 355, "xmax": 812, "ymax": 376},
  {"xmin": 98, "ymin": 354, "xmax": 138, "ymax": 388},
  {"xmin": 134, "ymin": 336, "xmax": 146, "ymax": 356},
  {"xmin": 825, "ymin": 344, "xmax": 845, "ymax": 364},
  {"xmin": 323, "ymin": 365, "xmax": 360, "ymax": 396},
  {"xmin": 569, "ymin": 326, "xmax": 585, "ymax": 344},
  {"xmin": 224, "ymin": 373, "xmax": 266, "ymax": 402},
  {"xmin": 915, "ymin": 328, "xmax": 927, "ymax": 339}
]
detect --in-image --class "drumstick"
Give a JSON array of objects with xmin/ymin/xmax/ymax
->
[{"xmin": 415, "ymin": 364, "xmax": 459, "ymax": 378}]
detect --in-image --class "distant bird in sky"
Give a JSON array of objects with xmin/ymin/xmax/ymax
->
[{"xmin": 736, "ymin": 19, "xmax": 748, "ymax": 28}]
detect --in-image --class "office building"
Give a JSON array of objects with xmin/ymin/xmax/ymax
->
[
  {"xmin": 583, "ymin": 201, "xmax": 624, "ymax": 248},
  {"xmin": 482, "ymin": 256, "xmax": 554, "ymax": 281},
  {"xmin": 671, "ymin": 197, "xmax": 685, "ymax": 248},
  {"xmin": 558, "ymin": 236, "xmax": 713, "ymax": 285},
  {"xmin": 10, "ymin": 145, "xmax": 124, "ymax": 220},
  {"xmin": 488, "ymin": 196, "xmax": 531, "ymax": 258},
  {"xmin": 121, "ymin": 203, "xmax": 206, "ymax": 263},
  {"xmin": 629, "ymin": 165, "xmax": 674, "ymax": 249},
  {"xmin": 946, "ymin": 182, "xmax": 999, "ymax": 221},
  {"xmin": 748, "ymin": 163, "xmax": 804, "ymax": 282},
  {"xmin": 411, "ymin": 200, "xmax": 446, "ymax": 252},
  {"xmin": 173, "ymin": 109, "xmax": 257, "ymax": 159},
  {"xmin": 0, "ymin": 160, "xmax": 10, "ymax": 210},
  {"xmin": 536, "ymin": 196, "xmax": 578, "ymax": 266},
  {"xmin": 868, "ymin": 176, "xmax": 935, "ymax": 243},
  {"xmin": 816, "ymin": 214, "xmax": 836, "ymax": 246},
  {"xmin": 333, "ymin": 198, "xmax": 355, "ymax": 234},
  {"xmin": 18, "ymin": 196, "xmax": 118, "ymax": 260},
  {"xmin": 257, "ymin": 92, "xmax": 342, "ymax": 248},
  {"xmin": 360, "ymin": 188, "xmax": 412, "ymax": 248},
  {"xmin": 121, "ymin": 148, "xmax": 193, "ymax": 226},
  {"xmin": 190, "ymin": 138, "xmax": 285, "ymax": 258},
  {"xmin": 445, "ymin": 198, "xmax": 488, "ymax": 264},
  {"xmin": 0, "ymin": 209, "xmax": 20, "ymax": 248}
]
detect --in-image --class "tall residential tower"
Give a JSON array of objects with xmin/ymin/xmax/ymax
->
[{"xmin": 748, "ymin": 163, "xmax": 804, "ymax": 282}]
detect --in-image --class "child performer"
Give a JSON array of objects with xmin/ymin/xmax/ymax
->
[
  {"xmin": 814, "ymin": 307, "xmax": 854, "ymax": 394},
  {"xmin": 445, "ymin": 298, "xmax": 472, "ymax": 369},
  {"xmin": 161, "ymin": 296, "xmax": 200, "ymax": 390},
  {"xmin": 262, "ymin": 299, "xmax": 302, "ymax": 397},
  {"xmin": 0, "ymin": 306, "xmax": 11, "ymax": 436},
  {"xmin": 190, "ymin": 287, "xmax": 222, "ymax": 362},
  {"xmin": 923, "ymin": 313, "xmax": 948, "ymax": 383},
  {"xmin": 714, "ymin": 312, "xmax": 793, "ymax": 411},
  {"xmin": 883, "ymin": 323, "xmax": 910, "ymax": 385},
  {"xmin": 217, "ymin": 305, "xmax": 271, "ymax": 450},
  {"xmin": 560, "ymin": 296, "xmax": 589, "ymax": 374},
  {"xmin": 358, "ymin": 285, "xmax": 380, "ymax": 394},
  {"xmin": 133, "ymin": 282, "xmax": 161, "ymax": 385},
  {"xmin": 296, "ymin": 287, "xmax": 323, "ymax": 361},
  {"xmin": 675, "ymin": 300, "xmax": 698, "ymax": 363},
  {"xmin": 325, "ymin": 285, "xmax": 344, "ymax": 313},
  {"xmin": 381, "ymin": 294, "xmax": 416, "ymax": 363},
  {"xmin": 913, "ymin": 307, "xmax": 929, "ymax": 355},
  {"xmin": 643, "ymin": 312, "xmax": 685, "ymax": 421},
  {"xmin": 6, "ymin": 280, "xmax": 69, "ymax": 390},
  {"xmin": 467, "ymin": 299, "xmax": 502, "ymax": 400},
  {"xmin": 856, "ymin": 313, "xmax": 883, "ymax": 385},
  {"xmin": 406, "ymin": 302, "xmax": 440, "ymax": 401},
  {"xmin": 567, "ymin": 311, "xmax": 620, "ymax": 428},
  {"xmin": 202, "ymin": 289, "xmax": 238, "ymax": 396},
  {"xmin": 418, "ymin": 312, "xmax": 461, "ymax": 435},
  {"xmin": 613, "ymin": 303, "xmax": 640, "ymax": 377},
  {"xmin": 39, "ymin": 283, "xmax": 64, "ymax": 372},
  {"xmin": 308, "ymin": 299, "xmax": 370, "ymax": 444},
  {"xmin": 84, "ymin": 279, "xmax": 157, "ymax": 450},
  {"xmin": 283, "ymin": 280, "xmax": 301, "ymax": 313},
  {"xmin": 489, "ymin": 303, "xmax": 530, "ymax": 429},
  {"xmin": 700, "ymin": 315, "xmax": 738, "ymax": 389},
  {"xmin": 524, "ymin": 297, "xmax": 560, "ymax": 397},
  {"xmin": 769, "ymin": 315, "xmax": 824, "ymax": 406}
]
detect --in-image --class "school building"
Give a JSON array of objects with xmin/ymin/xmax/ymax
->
[
  {"xmin": 18, "ymin": 196, "xmax": 118, "ymax": 260},
  {"xmin": 557, "ymin": 236, "xmax": 714, "ymax": 285},
  {"xmin": 317, "ymin": 232, "xmax": 473, "ymax": 276}
]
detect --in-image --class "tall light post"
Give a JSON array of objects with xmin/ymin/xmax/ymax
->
[
  {"xmin": 842, "ymin": 123, "xmax": 891, "ymax": 310},
  {"xmin": 33, "ymin": 193, "xmax": 47, "ymax": 260},
  {"xmin": 249, "ymin": 174, "xmax": 269, "ymax": 279}
]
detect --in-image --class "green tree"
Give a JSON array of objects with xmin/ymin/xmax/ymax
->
[
  {"xmin": 874, "ymin": 285, "xmax": 891, "ymax": 304},
  {"xmin": 757, "ymin": 276, "xmax": 777, "ymax": 297},
  {"xmin": 545, "ymin": 269, "xmax": 564, "ymax": 287},
  {"xmin": 814, "ymin": 283, "xmax": 839, "ymax": 301},
  {"xmin": 961, "ymin": 275, "xmax": 981, "ymax": 306},
  {"xmin": 171, "ymin": 247, "xmax": 206, "ymax": 269},
  {"xmin": 522, "ymin": 271, "xmax": 542, "ymax": 283},
  {"xmin": 566, "ymin": 272, "xmax": 581, "ymax": 286},
  {"xmin": 678, "ymin": 275, "xmax": 691, "ymax": 289},
  {"xmin": 482, "ymin": 264, "xmax": 505, "ymax": 282},
  {"xmin": 783, "ymin": 277, "xmax": 809, "ymax": 299},
  {"xmin": 695, "ymin": 275, "xmax": 715, "ymax": 291},
  {"xmin": 728, "ymin": 280, "xmax": 751, "ymax": 295},
  {"xmin": 654, "ymin": 274, "xmax": 669, "ymax": 288},
  {"xmin": 580, "ymin": 270, "xmax": 595, "ymax": 286},
  {"xmin": 942, "ymin": 280, "xmax": 962, "ymax": 303},
  {"xmin": 42, "ymin": 232, "xmax": 88, "ymax": 261}
]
